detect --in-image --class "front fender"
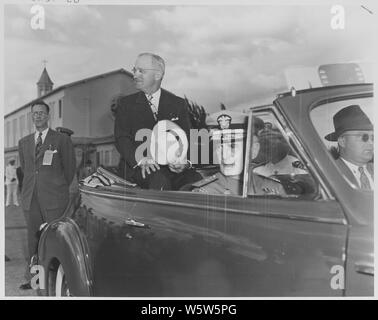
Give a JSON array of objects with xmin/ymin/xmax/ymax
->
[{"xmin": 38, "ymin": 217, "xmax": 93, "ymax": 296}]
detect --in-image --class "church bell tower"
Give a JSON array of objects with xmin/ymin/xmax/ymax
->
[{"xmin": 37, "ymin": 63, "xmax": 53, "ymax": 97}]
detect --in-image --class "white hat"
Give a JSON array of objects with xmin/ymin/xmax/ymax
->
[
  {"xmin": 206, "ymin": 110, "xmax": 248, "ymax": 128},
  {"xmin": 150, "ymin": 120, "xmax": 188, "ymax": 165}
]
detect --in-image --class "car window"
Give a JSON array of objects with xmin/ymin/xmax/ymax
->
[
  {"xmin": 247, "ymin": 109, "xmax": 318, "ymax": 199},
  {"xmin": 310, "ymin": 97, "xmax": 374, "ymax": 191}
]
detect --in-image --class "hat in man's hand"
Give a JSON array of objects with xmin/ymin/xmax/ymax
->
[
  {"xmin": 325, "ymin": 105, "xmax": 373, "ymax": 141},
  {"xmin": 150, "ymin": 120, "xmax": 188, "ymax": 165}
]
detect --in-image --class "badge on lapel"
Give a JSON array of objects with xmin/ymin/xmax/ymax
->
[{"xmin": 42, "ymin": 145, "xmax": 57, "ymax": 166}]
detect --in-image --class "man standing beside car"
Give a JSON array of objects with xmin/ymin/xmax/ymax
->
[
  {"xmin": 325, "ymin": 104, "xmax": 374, "ymax": 190},
  {"xmin": 18, "ymin": 100, "xmax": 76, "ymax": 290},
  {"xmin": 114, "ymin": 52, "xmax": 200, "ymax": 190}
]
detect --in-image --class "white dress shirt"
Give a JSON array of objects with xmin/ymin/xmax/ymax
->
[
  {"xmin": 340, "ymin": 158, "xmax": 374, "ymax": 189},
  {"xmin": 34, "ymin": 127, "xmax": 49, "ymax": 145},
  {"xmin": 145, "ymin": 88, "xmax": 161, "ymax": 111}
]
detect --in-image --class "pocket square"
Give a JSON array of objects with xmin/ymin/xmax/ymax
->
[{"xmin": 170, "ymin": 117, "xmax": 179, "ymax": 121}]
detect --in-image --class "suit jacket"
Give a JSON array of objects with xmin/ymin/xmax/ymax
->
[
  {"xmin": 336, "ymin": 158, "xmax": 374, "ymax": 188},
  {"xmin": 18, "ymin": 129, "xmax": 76, "ymax": 211},
  {"xmin": 114, "ymin": 89, "xmax": 191, "ymax": 181}
]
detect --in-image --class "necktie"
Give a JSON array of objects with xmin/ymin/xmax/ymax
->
[
  {"xmin": 35, "ymin": 132, "xmax": 43, "ymax": 157},
  {"xmin": 358, "ymin": 166, "xmax": 371, "ymax": 190},
  {"xmin": 147, "ymin": 94, "xmax": 158, "ymax": 121}
]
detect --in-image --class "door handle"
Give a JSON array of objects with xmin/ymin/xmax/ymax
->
[
  {"xmin": 124, "ymin": 218, "xmax": 150, "ymax": 229},
  {"xmin": 355, "ymin": 262, "xmax": 374, "ymax": 276}
]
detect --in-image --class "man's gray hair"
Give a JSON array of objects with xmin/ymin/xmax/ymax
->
[{"xmin": 138, "ymin": 52, "xmax": 165, "ymax": 75}]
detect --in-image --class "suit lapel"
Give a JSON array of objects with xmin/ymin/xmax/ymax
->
[
  {"xmin": 157, "ymin": 89, "xmax": 168, "ymax": 120},
  {"xmin": 336, "ymin": 158, "xmax": 360, "ymax": 186},
  {"xmin": 26, "ymin": 133, "xmax": 35, "ymax": 159},
  {"xmin": 367, "ymin": 162, "xmax": 374, "ymax": 179},
  {"xmin": 136, "ymin": 91, "xmax": 157, "ymax": 123}
]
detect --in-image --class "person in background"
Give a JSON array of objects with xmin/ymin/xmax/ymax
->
[
  {"xmin": 325, "ymin": 104, "xmax": 373, "ymax": 190},
  {"xmin": 252, "ymin": 130, "xmax": 307, "ymax": 177},
  {"xmin": 5, "ymin": 159, "xmax": 19, "ymax": 206}
]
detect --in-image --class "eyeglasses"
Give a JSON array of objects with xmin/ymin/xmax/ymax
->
[
  {"xmin": 132, "ymin": 67, "xmax": 159, "ymax": 74},
  {"xmin": 342, "ymin": 133, "xmax": 374, "ymax": 142},
  {"xmin": 32, "ymin": 111, "xmax": 48, "ymax": 117}
]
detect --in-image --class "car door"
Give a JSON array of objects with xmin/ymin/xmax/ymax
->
[{"xmin": 77, "ymin": 184, "xmax": 347, "ymax": 297}]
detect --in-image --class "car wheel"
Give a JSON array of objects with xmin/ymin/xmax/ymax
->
[{"xmin": 55, "ymin": 264, "xmax": 71, "ymax": 297}]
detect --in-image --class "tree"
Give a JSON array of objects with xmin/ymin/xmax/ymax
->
[{"xmin": 184, "ymin": 96, "xmax": 207, "ymax": 129}]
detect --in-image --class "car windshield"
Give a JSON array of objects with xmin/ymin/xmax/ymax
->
[{"xmin": 310, "ymin": 97, "xmax": 374, "ymax": 191}]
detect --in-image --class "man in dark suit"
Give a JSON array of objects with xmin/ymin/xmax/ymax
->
[
  {"xmin": 114, "ymin": 52, "xmax": 201, "ymax": 190},
  {"xmin": 325, "ymin": 105, "xmax": 373, "ymax": 190},
  {"xmin": 18, "ymin": 101, "xmax": 76, "ymax": 289}
]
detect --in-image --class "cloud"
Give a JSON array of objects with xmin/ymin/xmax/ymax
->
[
  {"xmin": 4, "ymin": 4, "xmax": 375, "ymax": 115},
  {"xmin": 128, "ymin": 18, "xmax": 147, "ymax": 33},
  {"xmin": 146, "ymin": 5, "xmax": 374, "ymax": 111},
  {"xmin": 5, "ymin": 4, "xmax": 104, "ymax": 47}
]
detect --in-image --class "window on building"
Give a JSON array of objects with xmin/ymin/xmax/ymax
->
[
  {"xmin": 49, "ymin": 102, "xmax": 54, "ymax": 127},
  {"xmin": 12, "ymin": 118, "xmax": 18, "ymax": 147},
  {"xmin": 104, "ymin": 150, "xmax": 110, "ymax": 166},
  {"xmin": 20, "ymin": 115, "xmax": 25, "ymax": 138},
  {"xmin": 59, "ymin": 100, "xmax": 62, "ymax": 118},
  {"xmin": 5, "ymin": 121, "xmax": 10, "ymax": 148},
  {"xmin": 27, "ymin": 111, "xmax": 32, "ymax": 134},
  {"xmin": 96, "ymin": 151, "xmax": 100, "ymax": 166},
  {"xmin": 112, "ymin": 148, "xmax": 120, "ymax": 166}
]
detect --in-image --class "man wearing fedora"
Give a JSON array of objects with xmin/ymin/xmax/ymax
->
[{"xmin": 325, "ymin": 105, "xmax": 373, "ymax": 190}]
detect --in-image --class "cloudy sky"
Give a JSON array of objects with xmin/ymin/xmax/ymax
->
[{"xmin": 3, "ymin": 1, "xmax": 376, "ymax": 115}]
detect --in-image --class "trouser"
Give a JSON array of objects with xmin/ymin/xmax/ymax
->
[
  {"xmin": 23, "ymin": 188, "xmax": 67, "ymax": 280},
  {"xmin": 6, "ymin": 183, "xmax": 19, "ymax": 205}
]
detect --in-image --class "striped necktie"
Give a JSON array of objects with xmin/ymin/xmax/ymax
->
[
  {"xmin": 35, "ymin": 132, "xmax": 43, "ymax": 157},
  {"xmin": 147, "ymin": 94, "xmax": 158, "ymax": 121},
  {"xmin": 358, "ymin": 166, "xmax": 371, "ymax": 190}
]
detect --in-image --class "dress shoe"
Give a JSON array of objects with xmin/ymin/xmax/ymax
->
[{"xmin": 19, "ymin": 282, "xmax": 32, "ymax": 290}]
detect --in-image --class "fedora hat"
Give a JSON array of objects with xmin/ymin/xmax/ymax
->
[{"xmin": 325, "ymin": 105, "xmax": 373, "ymax": 141}]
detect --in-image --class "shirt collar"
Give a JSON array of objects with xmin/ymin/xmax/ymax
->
[
  {"xmin": 35, "ymin": 127, "xmax": 49, "ymax": 143},
  {"xmin": 145, "ymin": 88, "xmax": 161, "ymax": 106},
  {"xmin": 341, "ymin": 157, "xmax": 366, "ymax": 173}
]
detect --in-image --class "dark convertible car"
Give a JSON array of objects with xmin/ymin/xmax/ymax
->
[{"xmin": 37, "ymin": 82, "xmax": 374, "ymax": 297}]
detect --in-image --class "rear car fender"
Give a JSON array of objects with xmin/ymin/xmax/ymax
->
[{"xmin": 38, "ymin": 217, "xmax": 93, "ymax": 296}]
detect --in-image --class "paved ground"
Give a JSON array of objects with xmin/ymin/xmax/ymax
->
[{"xmin": 5, "ymin": 194, "xmax": 38, "ymax": 297}]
